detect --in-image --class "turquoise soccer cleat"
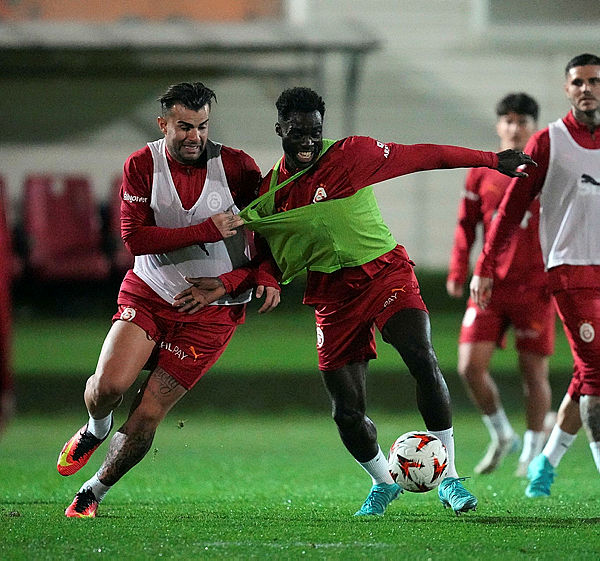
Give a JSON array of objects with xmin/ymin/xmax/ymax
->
[
  {"xmin": 438, "ymin": 477, "xmax": 478, "ymax": 515},
  {"xmin": 525, "ymin": 454, "xmax": 555, "ymax": 498},
  {"xmin": 354, "ymin": 482, "xmax": 402, "ymax": 516}
]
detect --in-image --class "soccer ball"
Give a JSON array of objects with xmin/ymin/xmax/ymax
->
[{"xmin": 387, "ymin": 431, "xmax": 448, "ymax": 493}]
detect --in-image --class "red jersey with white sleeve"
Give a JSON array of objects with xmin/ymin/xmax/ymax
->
[
  {"xmin": 118, "ymin": 143, "xmax": 263, "ymax": 321},
  {"xmin": 448, "ymin": 167, "xmax": 546, "ymax": 288},
  {"xmin": 258, "ymin": 136, "xmax": 498, "ymax": 305}
]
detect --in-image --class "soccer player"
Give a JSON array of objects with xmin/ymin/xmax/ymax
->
[
  {"xmin": 57, "ymin": 82, "xmax": 280, "ymax": 518},
  {"xmin": 471, "ymin": 53, "xmax": 600, "ymax": 497},
  {"xmin": 447, "ymin": 93, "xmax": 555, "ymax": 476},
  {"xmin": 176, "ymin": 87, "xmax": 536, "ymax": 516}
]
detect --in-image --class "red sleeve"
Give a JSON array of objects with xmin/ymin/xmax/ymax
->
[
  {"xmin": 447, "ymin": 169, "xmax": 482, "ymax": 285},
  {"xmin": 221, "ymin": 146, "xmax": 262, "ymax": 208},
  {"xmin": 120, "ymin": 147, "xmax": 257, "ymax": 256},
  {"xmin": 218, "ymin": 236, "xmax": 281, "ymax": 295},
  {"xmin": 338, "ymin": 137, "xmax": 498, "ymax": 193},
  {"xmin": 474, "ymin": 130, "xmax": 550, "ymax": 278}
]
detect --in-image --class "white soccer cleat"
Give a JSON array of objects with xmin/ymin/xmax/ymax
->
[{"xmin": 474, "ymin": 433, "xmax": 520, "ymax": 474}]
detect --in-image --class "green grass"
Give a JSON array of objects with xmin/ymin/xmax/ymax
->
[
  {"xmin": 13, "ymin": 306, "xmax": 574, "ymax": 377},
  {"xmin": 1, "ymin": 410, "xmax": 599, "ymax": 560}
]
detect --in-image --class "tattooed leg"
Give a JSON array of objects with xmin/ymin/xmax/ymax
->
[{"xmin": 96, "ymin": 367, "xmax": 187, "ymax": 486}]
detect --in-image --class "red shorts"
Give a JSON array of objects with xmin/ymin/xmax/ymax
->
[
  {"xmin": 314, "ymin": 258, "xmax": 428, "ymax": 371},
  {"xmin": 552, "ymin": 288, "xmax": 600, "ymax": 399},
  {"xmin": 459, "ymin": 283, "xmax": 555, "ymax": 356},
  {"xmin": 113, "ymin": 295, "xmax": 245, "ymax": 390}
]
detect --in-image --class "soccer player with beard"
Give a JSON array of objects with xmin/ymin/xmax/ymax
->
[
  {"xmin": 176, "ymin": 86, "xmax": 535, "ymax": 516},
  {"xmin": 471, "ymin": 53, "xmax": 600, "ymax": 497},
  {"xmin": 447, "ymin": 93, "xmax": 555, "ymax": 477},
  {"xmin": 57, "ymin": 82, "xmax": 280, "ymax": 517}
]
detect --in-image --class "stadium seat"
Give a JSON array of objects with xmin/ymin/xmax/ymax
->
[
  {"xmin": 108, "ymin": 174, "xmax": 134, "ymax": 275},
  {"xmin": 22, "ymin": 174, "xmax": 111, "ymax": 281}
]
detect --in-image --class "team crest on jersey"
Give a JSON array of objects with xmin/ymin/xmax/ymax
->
[
  {"xmin": 313, "ymin": 186, "xmax": 327, "ymax": 203},
  {"xmin": 120, "ymin": 307, "xmax": 136, "ymax": 321},
  {"xmin": 579, "ymin": 321, "xmax": 595, "ymax": 343},
  {"xmin": 316, "ymin": 325, "xmax": 324, "ymax": 349},
  {"xmin": 207, "ymin": 192, "xmax": 223, "ymax": 211}
]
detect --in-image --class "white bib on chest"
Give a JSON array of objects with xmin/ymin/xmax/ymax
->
[
  {"xmin": 133, "ymin": 138, "xmax": 253, "ymax": 304},
  {"xmin": 539, "ymin": 119, "xmax": 600, "ymax": 269}
]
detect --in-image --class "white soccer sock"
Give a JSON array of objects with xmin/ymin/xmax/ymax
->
[
  {"xmin": 429, "ymin": 427, "xmax": 458, "ymax": 479},
  {"xmin": 589, "ymin": 442, "xmax": 600, "ymax": 472},
  {"xmin": 80, "ymin": 474, "xmax": 111, "ymax": 503},
  {"xmin": 358, "ymin": 446, "xmax": 395, "ymax": 485},
  {"xmin": 482, "ymin": 408, "xmax": 514, "ymax": 442},
  {"xmin": 519, "ymin": 430, "xmax": 545, "ymax": 464},
  {"xmin": 87, "ymin": 412, "xmax": 113, "ymax": 440},
  {"xmin": 542, "ymin": 425, "xmax": 577, "ymax": 468}
]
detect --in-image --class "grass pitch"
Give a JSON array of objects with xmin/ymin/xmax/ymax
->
[{"xmin": 1, "ymin": 410, "xmax": 599, "ymax": 560}]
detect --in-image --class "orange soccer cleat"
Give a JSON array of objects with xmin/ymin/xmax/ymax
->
[
  {"xmin": 57, "ymin": 420, "xmax": 112, "ymax": 476},
  {"xmin": 65, "ymin": 488, "xmax": 99, "ymax": 518}
]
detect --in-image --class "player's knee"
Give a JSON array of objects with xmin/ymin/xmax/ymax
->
[
  {"xmin": 332, "ymin": 406, "xmax": 364, "ymax": 431},
  {"xmin": 458, "ymin": 362, "xmax": 484, "ymax": 384},
  {"xmin": 85, "ymin": 373, "xmax": 127, "ymax": 404},
  {"xmin": 402, "ymin": 342, "xmax": 439, "ymax": 378}
]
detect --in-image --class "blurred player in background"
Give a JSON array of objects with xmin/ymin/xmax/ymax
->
[
  {"xmin": 56, "ymin": 82, "xmax": 280, "ymax": 517},
  {"xmin": 0, "ymin": 181, "xmax": 16, "ymax": 438},
  {"xmin": 447, "ymin": 93, "xmax": 555, "ymax": 476},
  {"xmin": 177, "ymin": 87, "xmax": 536, "ymax": 516},
  {"xmin": 471, "ymin": 53, "xmax": 600, "ymax": 497}
]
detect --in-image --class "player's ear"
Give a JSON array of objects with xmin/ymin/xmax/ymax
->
[
  {"xmin": 157, "ymin": 116, "xmax": 167, "ymax": 135},
  {"xmin": 275, "ymin": 122, "xmax": 282, "ymax": 137}
]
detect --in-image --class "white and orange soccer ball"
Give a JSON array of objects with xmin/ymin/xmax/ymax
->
[{"xmin": 388, "ymin": 431, "xmax": 448, "ymax": 493}]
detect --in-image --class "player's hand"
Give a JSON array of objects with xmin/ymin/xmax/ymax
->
[
  {"xmin": 495, "ymin": 149, "xmax": 537, "ymax": 178},
  {"xmin": 446, "ymin": 279, "xmax": 464, "ymax": 298},
  {"xmin": 469, "ymin": 275, "xmax": 493, "ymax": 309},
  {"xmin": 255, "ymin": 285, "xmax": 280, "ymax": 314},
  {"xmin": 210, "ymin": 210, "xmax": 244, "ymax": 238},
  {"xmin": 173, "ymin": 277, "xmax": 226, "ymax": 314}
]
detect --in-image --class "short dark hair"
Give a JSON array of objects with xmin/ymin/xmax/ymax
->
[
  {"xmin": 496, "ymin": 92, "xmax": 539, "ymax": 121},
  {"xmin": 565, "ymin": 53, "xmax": 600, "ymax": 76},
  {"xmin": 158, "ymin": 82, "xmax": 217, "ymax": 115},
  {"xmin": 276, "ymin": 87, "xmax": 326, "ymax": 121}
]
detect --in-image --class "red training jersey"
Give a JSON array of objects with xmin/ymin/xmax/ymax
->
[
  {"xmin": 118, "ymin": 142, "xmax": 263, "ymax": 315},
  {"xmin": 448, "ymin": 167, "xmax": 546, "ymax": 288},
  {"xmin": 258, "ymin": 136, "xmax": 498, "ymax": 304}
]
